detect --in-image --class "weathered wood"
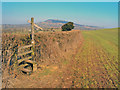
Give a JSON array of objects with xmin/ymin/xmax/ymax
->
[
  {"xmin": 14, "ymin": 49, "xmax": 18, "ymax": 74},
  {"xmin": 25, "ymin": 60, "xmax": 37, "ymax": 72},
  {"xmin": 21, "ymin": 68, "xmax": 32, "ymax": 72},
  {"xmin": 25, "ymin": 60, "xmax": 34, "ymax": 64},
  {"xmin": 24, "ymin": 60, "xmax": 37, "ymax": 72},
  {"xmin": 19, "ymin": 64, "xmax": 29, "ymax": 68},
  {"xmin": 7, "ymin": 51, "xmax": 15, "ymax": 68},
  {"xmin": 18, "ymin": 50, "xmax": 32, "ymax": 56},
  {"xmin": 31, "ymin": 17, "xmax": 35, "ymax": 62},
  {"xmin": 18, "ymin": 44, "xmax": 32, "ymax": 51},
  {"xmin": 33, "ymin": 63, "xmax": 37, "ymax": 72},
  {"xmin": 31, "ymin": 17, "xmax": 34, "ymax": 44},
  {"xmin": 15, "ymin": 17, "xmax": 38, "ymax": 74},
  {"xmin": 34, "ymin": 23, "xmax": 43, "ymax": 30},
  {"xmin": 28, "ymin": 20, "xmax": 43, "ymax": 30},
  {"xmin": 18, "ymin": 56, "xmax": 32, "ymax": 64}
]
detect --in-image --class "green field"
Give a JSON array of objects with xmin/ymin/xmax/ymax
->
[
  {"xmin": 83, "ymin": 28, "xmax": 118, "ymax": 55},
  {"xmin": 73, "ymin": 28, "xmax": 118, "ymax": 88}
]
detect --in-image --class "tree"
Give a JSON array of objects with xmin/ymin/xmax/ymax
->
[{"xmin": 61, "ymin": 22, "xmax": 74, "ymax": 31}]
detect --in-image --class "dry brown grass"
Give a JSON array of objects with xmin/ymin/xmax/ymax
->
[
  {"xmin": 2, "ymin": 30, "xmax": 83, "ymax": 88},
  {"xmin": 34, "ymin": 30, "xmax": 82, "ymax": 65}
]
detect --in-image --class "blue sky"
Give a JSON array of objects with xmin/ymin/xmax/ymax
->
[
  {"xmin": 2, "ymin": 2, "xmax": 118, "ymax": 28},
  {"xmin": 1, "ymin": 0, "xmax": 120, "ymax": 2}
]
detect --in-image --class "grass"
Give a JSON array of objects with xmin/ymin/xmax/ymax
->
[
  {"xmin": 73, "ymin": 28, "xmax": 118, "ymax": 88},
  {"xmin": 38, "ymin": 68, "xmax": 51, "ymax": 77},
  {"xmin": 82, "ymin": 28, "xmax": 118, "ymax": 57},
  {"xmin": 63, "ymin": 59, "xmax": 69, "ymax": 65}
]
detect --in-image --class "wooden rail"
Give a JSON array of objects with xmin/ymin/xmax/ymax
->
[
  {"xmin": 21, "ymin": 68, "xmax": 32, "ymax": 72},
  {"xmin": 25, "ymin": 60, "xmax": 34, "ymax": 64},
  {"xmin": 28, "ymin": 20, "xmax": 43, "ymax": 30},
  {"xmin": 18, "ymin": 44, "xmax": 32, "ymax": 51},
  {"xmin": 18, "ymin": 56, "xmax": 32, "ymax": 64},
  {"xmin": 19, "ymin": 64, "xmax": 29, "ymax": 69},
  {"xmin": 18, "ymin": 50, "xmax": 32, "ymax": 56}
]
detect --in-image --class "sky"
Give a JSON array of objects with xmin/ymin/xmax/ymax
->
[
  {"xmin": 1, "ymin": 0, "xmax": 120, "ymax": 2},
  {"xmin": 2, "ymin": 2, "xmax": 119, "ymax": 28},
  {"xmin": 0, "ymin": 2, "xmax": 2, "ymax": 25}
]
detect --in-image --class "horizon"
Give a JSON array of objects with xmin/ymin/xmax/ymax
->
[
  {"xmin": 1, "ymin": 19, "xmax": 117, "ymax": 29},
  {"xmin": 2, "ymin": 2, "xmax": 118, "ymax": 28}
]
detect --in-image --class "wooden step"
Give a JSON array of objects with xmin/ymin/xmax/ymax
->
[
  {"xmin": 25, "ymin": 60, "xmax": 37, "ymax": 72},
  {"xmin": 18, "ymin": 44, "xmax": 32, "ymax": 51},
  {"xmin": 19, "ymin": 64, "xmax": 30, "ymax": 68},
  {"xmin": 25, "ymin": 60, "xmax": 34, "ymax": 64},
  {"xmin": 18, "ymin": 56, "xmax": 32, "ymax": 64},
  {"xmin": 21, "ymin": 68, "xmax": 32, "ymax": 72},
  {"xmin": 18, "ymin": 50, "xmax": 33, "ymax": 56}
]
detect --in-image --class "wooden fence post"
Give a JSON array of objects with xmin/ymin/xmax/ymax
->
[
  {"xmin": 31, "ymin": 17, "xmax": 37, "ymax": 72},
  {"xmin": 31, "ymin": 17, "xmax": 34, "ymax": 44},
  {"xmin": 31, "ymin": 17, "xmax": 35, "ymax": 61},
  {"xmin": 13, "ymin": 44, "xmax": 18, "ymax": 76}
]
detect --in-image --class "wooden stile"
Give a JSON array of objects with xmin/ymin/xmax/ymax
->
[
  {"xmin": 28, "ymin": 20, "xmax": 43, "ymax": 30},
  {"xmin": 18, "ymin": 56, "xmax": 32, "ymax": 64},
  {"xmin": 18, "ymin": 44, "xmax": 32, "ymax": 51},
  {"xmin": 25, "ymin": 60, "xmax": 34, "ymax": 64},
  {"xmin": 21, "ymin": 68, "xmax": 32, "ymax": 72},
  {"xmin": 19, "ymin": 64, "xmax": 30, "ymax": 69},
  {"xmin": 14, "ymin": 17, "xmax": 38, "ymax": 74},
  {"xmin": 18, "ymin": 50, "xmax": 32, "ymax": 56}
]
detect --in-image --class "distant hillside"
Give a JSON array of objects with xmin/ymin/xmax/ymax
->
[
  {"xmin": 2, "ymin": 19, "xmax": 103, "ymax": 32},
  {"xmin": 44, "ymin": 19, "xmax": 68, "ymax": 24},
  {"xmin": 37, "ymin": 19, "xmax": 103, "ymax": 30}
]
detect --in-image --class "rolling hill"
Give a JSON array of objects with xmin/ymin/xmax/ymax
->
[
  {"xmin": 37, "ymin": 19, "xmax": 103, "ymax": 30},
  {"xmin": 2, "ymin": 19, "xmax": 103, "ymax": 32}
]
